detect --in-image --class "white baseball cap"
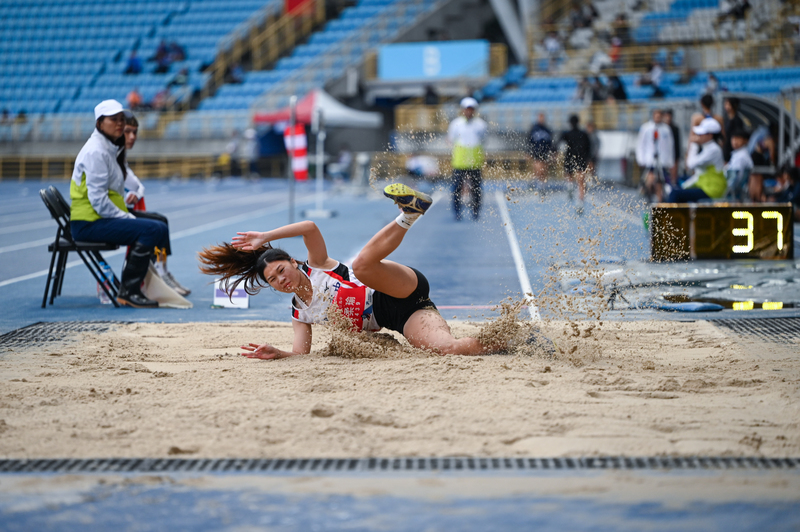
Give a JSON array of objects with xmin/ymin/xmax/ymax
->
[
  {"xmin": 693, "ymin": 117, "xmax": 721, "ymax": 136},
  {"xmin": 94, "ymin": 99, "xmax": 132, "ymax": 120},
  {"xmin": 460, "ymin": 97, "xmax": 478, "ymax": 109}
]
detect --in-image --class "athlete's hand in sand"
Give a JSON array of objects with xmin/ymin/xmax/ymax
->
[
  {"xmin": 240, "ymin": 342, "xmax": 283, "ymax": 360},
  {"xmin": 232, "ymin": 232, "xmax": 268, "ymax": 251}
]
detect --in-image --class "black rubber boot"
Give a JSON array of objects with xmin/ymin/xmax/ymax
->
[{"xmin": 116, "ymin": 243, "xmax": 159, "ymax": 308}]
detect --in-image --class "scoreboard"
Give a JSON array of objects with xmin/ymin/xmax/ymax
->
[{"xmin": 650, "ymin": 203, "xmax": 794, "ymax": 261}]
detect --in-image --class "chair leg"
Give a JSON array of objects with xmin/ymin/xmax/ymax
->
[
  {"xmin": 42, "ymin": 246, "xmax": 59, "ymax": 308},
  {"xmin": 50, "ymin": 251, "xmax": 67, "ymax": 306},
  {"xmin": 56, "ymin": 251, "xmax": 68, "ymax": 297}
]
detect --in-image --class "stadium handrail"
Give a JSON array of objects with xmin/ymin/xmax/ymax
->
[
  {"xmin": 525, "ymin": 37, "xmax": 796, "ymax": 79},
  {"xmin": 0, "ymin": 155, "xmax": 286, "ymax": 181}
]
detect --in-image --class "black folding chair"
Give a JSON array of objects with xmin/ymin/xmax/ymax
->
[{"xmin": 40, "ymin": 186, "xmax": 121, "ymax": 308}]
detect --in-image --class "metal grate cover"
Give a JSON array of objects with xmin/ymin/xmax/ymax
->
[
  {"xmin": 0, "ymin": 321, "xmax": 126, "ymax": 348},
  {"xmin": 0, "ymin": 457, "xmax": 797, "ymax": 474},
  {"xmin": 712, "ymin": 317, "xmax": 800, "ymax": 345}
]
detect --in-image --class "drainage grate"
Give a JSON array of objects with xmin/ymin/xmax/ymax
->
[
  {"xmin": 711, "ymin": 317, "xmax": 800, "ymax": 345},
  {"xmin": 0, "ymin": 457, "xmax": 796, "ymax": 474},
  {"xmin": 0, "ymin": 321, "xmax": 126, "ymax": 348}
]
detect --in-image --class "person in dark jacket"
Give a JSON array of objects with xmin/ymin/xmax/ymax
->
[
  {"xmin": 723, "ymin": 97, "xmax": 745, "ymax": 162},
  {"xmin": 527, "ymin": 113, "xmax": 555, "ymax": 182},
  {"xmin": 559, "ymin": 114, "xmax": 592, "ymax": 213}
]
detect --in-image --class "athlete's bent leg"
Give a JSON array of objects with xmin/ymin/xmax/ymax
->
[
  {"xmin": 351, "ymin": 221, "xmax": 418, "ymax": 299},
  {"xmin": 402, "ymin": 309, "xmax": 492, "ymax": 355}
]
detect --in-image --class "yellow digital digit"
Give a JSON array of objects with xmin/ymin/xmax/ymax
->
[
  {"xmin": 731, "ymin": 211, "xmax": 753, "ymax": 253},
  {"xmin": 761, "ymin": 211, "xmax": 783, "ymax": 251}
]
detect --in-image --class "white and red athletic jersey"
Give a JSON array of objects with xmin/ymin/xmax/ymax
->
[{"xmin": 291, "ymin": 261, "xmax": 380, "ymax": 332}]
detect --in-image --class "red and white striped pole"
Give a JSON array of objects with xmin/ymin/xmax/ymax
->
[{"xmin": 284, "ymin": 123, "xmax": 308, "ymax": 181}]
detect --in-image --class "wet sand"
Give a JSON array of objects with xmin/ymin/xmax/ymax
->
[{"xmin": 0, "ymin": 319, "xmax": 798, "ymax": 459}]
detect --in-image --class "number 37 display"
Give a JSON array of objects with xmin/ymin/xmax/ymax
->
[{"xmin": 650, "ymin": 203, "xmax": 794, "ymax": 261}]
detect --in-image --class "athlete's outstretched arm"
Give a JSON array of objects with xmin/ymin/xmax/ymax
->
[
  {"xmin": 232, "ymin": 221, "xmax": 335, "ymax": 268},
  {"xmin": 240, "ymin": 320, "xmax": 312, "ymax": 360}
]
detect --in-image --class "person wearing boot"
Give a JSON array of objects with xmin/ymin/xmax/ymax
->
[
  {"xmin": 122, "ymin": 113, "xmax": 190, "ymax": 296},
  {"xmin": 69, "ymin": 99, "xmax": 169, "ymax": 308}
]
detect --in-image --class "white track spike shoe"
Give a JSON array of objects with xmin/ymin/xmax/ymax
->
[{"xmin": 383, "ymin": 183, "xmax": 433, "ymax": 215}]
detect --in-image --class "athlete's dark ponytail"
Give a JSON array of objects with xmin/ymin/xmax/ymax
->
[{"xmin": 198, "ymin": 243, "xmax": 295, "ymax": 297}]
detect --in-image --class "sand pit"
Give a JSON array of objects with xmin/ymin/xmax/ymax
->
[{"xmin": 0, "ymin": 318, "xmax": 798, "ymax": 459}]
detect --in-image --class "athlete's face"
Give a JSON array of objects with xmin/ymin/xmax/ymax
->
[
  {"xmin": 263, "ymin": 259, "xmax": 303, "ymax": 293},
  {"xmin": 124, "ymin": 125, "xmax": 138, "ymax": 150}
]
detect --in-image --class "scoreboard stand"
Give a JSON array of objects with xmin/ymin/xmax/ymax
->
[{"xmin": 650, "ymin": 203, "xmax": 794, "ymax": 261}]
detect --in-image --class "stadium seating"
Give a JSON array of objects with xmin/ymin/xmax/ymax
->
[
  {"xmin": 0, "ymin": 0, "xmax": 279, "ymax": 129},
  {"xmin": 171, "ymin": 0, "xmax": 441, "ymax": 136},
  {"xmin": 487, "ymin": 67, "xmax": 800, "ymax": 106}
]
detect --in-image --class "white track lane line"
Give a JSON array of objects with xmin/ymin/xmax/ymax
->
[
  {"xmin": 0, "ymin": 237, "xmax": 54, "ymax": 254},
  {"xmin": 0, "ymin": 195, "xmax": 317, "ymax": 288},
  {"xmin": 493, "ymin": 190, "xmax": 540, "ymax": 321}
]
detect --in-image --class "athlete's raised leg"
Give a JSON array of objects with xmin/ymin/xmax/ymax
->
[{"xmin": 351, "ymin": 184, "xmax": 431, "ymax": 299}]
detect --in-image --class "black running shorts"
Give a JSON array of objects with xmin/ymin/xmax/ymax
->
[{"xmin": 373, "ymin": 268, "xmax": 437, "ymax": 334}]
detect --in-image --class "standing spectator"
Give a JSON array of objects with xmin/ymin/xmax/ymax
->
[
  {"xmin": 559, "ymin": 114, "xmax": 592, "ymax": 213},
  {"xmin": 636, "ymin": 108, "xmax": 675, "ymax": 202},
  {"xmin": 586, "ymin": 121, "xmax": 600, "ymax": 177},
  {"xmin": 638, "ymin": 62, "xmax": 664, "ymax": 98},
  {"xmin": 1, "ymin": 108, "xmax": 10, "ymax": 125},
  {"xmin": 573, "ymin": 77, "xmax": 592, "ymax": 103},
  {"xmin": 327, "ymin": 144, "xmax": 353, "ymax": 183},
  {"xmin": 699, "ymin": 93, "xmax": 724, "ymax": 142},
  {"xmin": 662, "ymin": 109, "xmax": 681, "ymax": 185},
  {"xmin": 243, "ymin": 128, "xmax": 261, "ymax": 178},
  {"xmin": 666, "ymin": 118, "xmax": 727, "ymax": 202},
  {"xmin": 613, "ymin": 13, "xmax": 631, "ymax": 45},
  {"xmin": 724, "ymin": 128, "xmax": 753, "ymax": 200},
  {"xmin": 527, "ymin": 112, "xmax": 555, "ymax": 182},
  {"xmin": 224, "ymin": 130, "xmax": 242, "ymax": 177},
  {"xmin": 124, "ymin": 51, "xmax": 143, "ymax": 75},
  {"xmin": 609, "ymin": 37, "xmax": 622, "ymax": 67},
  {"xmin": 722, "ymin": 96, "xmax": 745, "ymax": 162},
  {"xmin": 543, "ymin": 32, "xmax": 563, "ymax": 72},
  {"xmin": 607, "ymin": 73, "xmax": 627, "ymax": 101},
  {"xmin": 705, "ymin": 73, "xmax": 720, "ymax": 95},
  {"xmin": 447, "ymin": 97, "xmax": 488, "ymax": 221},
  {"xmin": 424, "ymin": 85, "xmax": 439, "ymax": 105},
  {"xmin": 590, "ymin": 77, "xmax": 607, "ymax": 102},
  {"xmin": 69, "ymin": 100, "xmax": 168, "ymax": 308},
  {"xmin": 126, "ymin": 87, "xmax": 143, "ymax": 111},
  {"xmin": 747, "ymin": 124, "xmax": 777, "ymax": 202}
]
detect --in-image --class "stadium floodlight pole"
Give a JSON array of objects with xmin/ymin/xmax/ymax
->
[
  {"xmin": 303, "ymin": 107, "xmax": 334, "ymax": 218},
  {"xmin": 288, "ymin": 95, "xmax": 297, "ymax": 225}
]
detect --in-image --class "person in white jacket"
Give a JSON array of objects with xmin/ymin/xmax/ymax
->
[
  {"xmin": 122, "ymin": 113, "xmax": 190, "ymax": 296},
  {"xmin": 666, "ymin": 117, "xmax": 727, "ymax": 202},
  {"xmin": 636, "ymin": 108, "xmax": 675, "ymax": 203},
  {"xmin": 69, "ymin": 100, "xmax": 168, "ymax": 308}
]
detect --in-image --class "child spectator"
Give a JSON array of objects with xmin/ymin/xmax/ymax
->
[{"xmin": 724, "ymin": 128, "xmax": 753, "ymax": 200}]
